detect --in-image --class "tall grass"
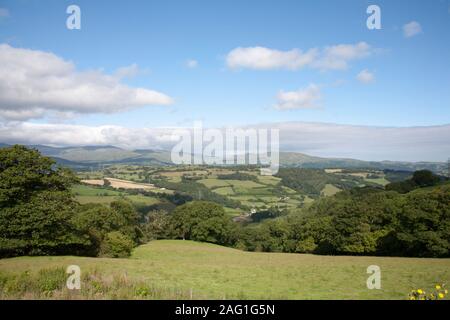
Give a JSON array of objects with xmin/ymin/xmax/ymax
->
[{"xmin": 0, "ymin": 268, "xmax": 197, "ymax": 300}]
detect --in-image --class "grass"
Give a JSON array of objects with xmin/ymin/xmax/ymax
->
[
  {"xmin": 1, "ymin": 240, "xmax": 449, "ymax": 300},
  {"xmin": 72, "ymin": 184, "xmax": 160, "ymax": 206},
  {"xmin": 321, "ymin": 184, "xmax": 341, "ymax": 196},
  {"xmin": 72, "ymin": 184, "xmax": 122, "ymax": 196},
  {"xmin": 365, "ymin": 177, "xmax": 390, "ymax": 186}
]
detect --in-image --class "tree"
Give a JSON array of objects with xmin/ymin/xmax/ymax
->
[
  {"xmin": 100, "ymin": 231, "xmax": 134, "ymax": 258},
  {"xmin": 170, "ymin": 201, "xmax": 234, "ymax": 245},
  {"xmin": 0, "ymin": 145, "xmax": 89, "ymax": 257},
  {"xmin": 72, "ymin": 200, "xmax": 142, "ymax": 256},
  {"xmin": 411, "ymin": 170, "xmax": 441, "ymax": 187}
]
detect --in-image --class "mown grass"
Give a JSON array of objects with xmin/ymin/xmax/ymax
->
[{"xmin": 1, "ymin": 240, "xmax": 449, "ymax": 300}]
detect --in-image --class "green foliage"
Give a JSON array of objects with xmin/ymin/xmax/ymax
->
[
  {"xmin": 72, "ymin": 200, "xmax": 142, "ymax": 256},
  {"xmin": 276, "ymin": 168, "xmax": 360, "ymax": 197},
  {"xmin": 386, "ymin": 170, "xmax": 443, "ymax": 193},
  {"xmin": 100, "ymin": 231, "xmax": 135, "ymax": 258},
  {"xmin": 142, "ymin": 210, "xmax": 173, "ymax": 240},
  {"xmin": 217, "ymin": 172, "xmax": 258, "ymax": 182},
  {"xmin": 250, "ymin": 207, "xmax": 287, "ymax": 223},
  {"xmin": 155, "ymin": 180, "xmax": 243, "ymax": 209},
  {"xmin": 0, "ymin": 145, "xmax": 90, "ymax": 258},
  {"xmin": 35, "ymin": 268, "xmax": 66, "ymax": 292},
  {"xmin": 238, "ymin": 183, "xmax": 450, "ymax": 257},
  {"xmin": 171, "ymin": 201, "xmax": 235, "ymax": 245}
]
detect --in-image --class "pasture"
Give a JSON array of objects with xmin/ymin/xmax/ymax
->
[{"xmin": 1, "ymin": 240, "xmax": 449, "ymax": 300}]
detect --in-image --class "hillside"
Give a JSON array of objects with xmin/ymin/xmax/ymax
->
[
  {"xmin": 0, "ymin": 143, "xmax": 446, "ymax": 173},
  {"xmin": 0, "ymin": 240, "xmax": 449, "ymax": 299}
]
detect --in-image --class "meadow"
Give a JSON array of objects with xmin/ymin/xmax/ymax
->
[
  {"xmin": 1, "ymin": 240, "xmax": 449, "ymax": 300},
  {"xmin": 72, "ymin": 184, "xmax": 161, "ymax": 206}
]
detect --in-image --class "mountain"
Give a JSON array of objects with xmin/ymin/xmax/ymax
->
[
  {"xmin": 0, "ymin": 143, "xmax": 447, "ymax": 173},
  {"xmin": 279, "ymin": 152, "xmax": 447, "ymax": 173}
]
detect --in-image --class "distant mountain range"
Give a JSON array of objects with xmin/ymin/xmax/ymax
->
[{"xmin": 0, "ymin": 143, "xmax": 447, "ymax": 174}]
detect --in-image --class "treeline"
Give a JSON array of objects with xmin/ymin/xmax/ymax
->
[
  {"xmin": 217, "ymin": 172, "xmax": 258, "ymax": 182},
  {"xmin": 385, "ymin": 169, "xmax": 445, "ymax": 193},
  {"xmin": 236, "ymin": 182, "xmax": 450, "ymax": 257}
]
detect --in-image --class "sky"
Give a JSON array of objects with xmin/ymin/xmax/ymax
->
[{"xmin": 0, "ymin": 0, "xmax": 449, "ymax": 161}]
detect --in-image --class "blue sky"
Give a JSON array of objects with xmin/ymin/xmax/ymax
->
[{"xmin": 0, "ymin": 0, "xmax": 449, "ymax": 160}]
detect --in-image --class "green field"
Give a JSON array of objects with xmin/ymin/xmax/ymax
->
[
  {"xmin": 321, "ymin": 184, "xmax": 341, "ymax": 196},
  {"xmin": 72, "ymin": 184, "xmax": 160, "ymax": 206},
  {"xmin": 1, "ymin": 240, "xmax": 449, "ymax": 300}
]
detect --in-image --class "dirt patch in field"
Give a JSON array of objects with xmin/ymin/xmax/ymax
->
[
  {"xmin": 81, "ymin": 179, "xmax": 104, "ymax": 186},
  {"xmin": 82, "ymin": 178, "xmax": 155, "ymax": 190},
  {"xmin": 106, "ymin": 178, "xmax": 155, "ymax": 190}
]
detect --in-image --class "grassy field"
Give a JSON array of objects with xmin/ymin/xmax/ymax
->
[
  {"xmin": 1, "ymin": 240, "xmax": 449, "ymax": 300},
  {"xmin": 321, "ymin": 184, "xmax": 341, "ymax": 196},
  {"xmin": 72, "ymin": 184, "xmax": 161, "ymax": 206}
]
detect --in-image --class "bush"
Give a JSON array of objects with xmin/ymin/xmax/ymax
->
[{"xmin": 100, "ymin": 232, "xmax": 134, "ymax": 258}]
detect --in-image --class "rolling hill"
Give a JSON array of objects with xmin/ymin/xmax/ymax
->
[
  {"xmin": 0, "ymin": 143, "xmax": 447, "ymax": 173},
  {"xmin": 1, "ymin": 240, "xmax": 449, "ymax": 299}
]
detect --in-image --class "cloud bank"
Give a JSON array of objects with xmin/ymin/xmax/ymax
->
[
  {"xmin": 1, "ymin": 121, "xmax": 449, "ymax": 162},
  {"xmin": 0, "ymin": 44, "xmax": 173, "ymax": 120}
]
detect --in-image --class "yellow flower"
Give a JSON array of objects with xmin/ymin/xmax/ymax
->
[
  {"xmin": 436, "ymin": 285, "xmax": 441, "ymax": 290},
  {"xmin": 410, "ymin": 296, "xmax": 416, "ymax": 300},
  {"xmin": 438, "ymin": 293, "xmax": 444, "ymax": 299},
  {"xmin": 417, "ymin": 289, "xmax": 423, "ymax": 294}
]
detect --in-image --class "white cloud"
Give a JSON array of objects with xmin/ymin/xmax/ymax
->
[
  {"xmin": 403, "ymin": 21, "xmax": 422, "ymax": 38},
  {"xmin": 274, "ymin": 84, "xmax": 321, "ymax": 110},
  {"xmin": 186, "ymin": 59, "xmax": 198, "ymax": 68},
  {"xmin": 114, "ymin": 63, "xmax": 141, "ymax": 78},
  {"xmin": 313, "ymin": 42, "xmax": 371, "ymax": 70},
  {"xmin": 226, "ymin": 42, "xmax": 372, "ymax": 71},
  {"xmin": 0, "ymin": 8, "xmax": 9, "ymax": 18},
  {"xmin": 0, "ymin": 44, "xmax": 173, "ymax": 120},
  {"xmin": 226, "ymin": 46, "xmax": 317, "ymax": 70},
  {"xmin": 356, "ymin": 69, "xmax": 375, "ymax": 84},
  {"xmin": 0, "ymin": 121, "xmax": 449, "ymax": 162}
]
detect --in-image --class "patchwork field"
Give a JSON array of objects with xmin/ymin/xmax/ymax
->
[
  {"xmin": 1, "ymin": 240, "xmax": 449, "ymax": 300},
  {"xmin": 72, "ymin": 184, "xmax": 161, "ymax": 206}
]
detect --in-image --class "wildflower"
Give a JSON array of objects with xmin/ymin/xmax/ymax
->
[
  {"xmin": 436, "ymin": 285, "xmax": 441, "ymax": 290},
  {"xmin": 410, "ymin": 296, "xmax": 416, "ymax": 300},
  {"xmin": 417, "ymin": 289, "xmax": 423, "ymax": 294},
  {"xmin": 438, "ymin": 293, "xmax": 444, "ymax": 299}
]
